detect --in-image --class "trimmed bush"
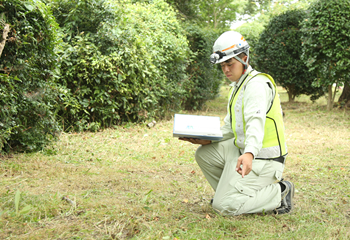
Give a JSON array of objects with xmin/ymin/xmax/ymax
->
[
  {"xmin": 255, "ymin": 9, "xmax": 324, "ymax": 102},
  {"xmin": 51, "ymin": 0, "xmax": 192, "ymax": 130},
  {"xmin": 301, "ymin": 0, "xmax": 350, "ymax": 110},
  {"xmin": 182, "ymin": 24, "xmax": 224, "ymax": 110},
  {"xmin": 0, "ymin": 0, "xmax": 61, "ymax": 152}
]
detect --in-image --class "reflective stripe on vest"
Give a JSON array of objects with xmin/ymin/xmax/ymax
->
[{"xmin": 228, "ymin": 70, "xmax": 288, "ymax": 160}]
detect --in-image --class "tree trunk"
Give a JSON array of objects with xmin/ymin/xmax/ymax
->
[
  {"xmin": 213, "ymin": 9, "xmax": 218, "ymax": 29},
  {"xmin": 0, "ymin": 24, "xmax": 10, "ymax": 58},
  {"xmin": 327, "ymin": 85, "xmax": 333, "ymax": 111},
  {"xmin": 338, "ymin": 82, "xmax": 350, "ymax": 108},
  {"xmin": 287, "ymin": 90, "xmax": 294, "ymax": 103}
]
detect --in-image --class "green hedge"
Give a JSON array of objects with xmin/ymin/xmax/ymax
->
[
  {"xmin": 0, "ymin": 0, "xmax": 61, "ymax": 152},
  {"xmin": 0, "ymin": 0, "xmax": 225, "ymax": 152},
  {"xmin": 254, "ymin": 9, "xmax": 324, "ymax": 102},
  {"xmin": 182, "ymin": 24, "xmax": 224, "ymax": 110},
  {"xmin": 301, "ymin": 0, "xmax": 350, "ymax": 88},
  {"xmin": 51, "ymin": 0, "xmax": 223, "ymax": 130},
  {"xmin": 50, "ymin": 0, "xmax": 192, "ymax": 130}
]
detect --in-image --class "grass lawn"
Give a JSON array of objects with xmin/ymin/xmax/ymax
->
[{"xmin": 1, "ymin": 86, "xmax": 350, "ymax": 239}]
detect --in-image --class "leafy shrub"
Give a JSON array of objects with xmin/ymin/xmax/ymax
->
[
  {"xmin": 255, "ymin": 9, "xmax": 324, "ymax": 102},
  {"xmin": 0, "ymin": 0, "xmax": 61, "ymax": 152},
  {"xmin": 102, "ymin": 0, "xmax": 191, "ymax": 117},
  {"xmin": 182, "ymin": 24, "xmax": 224, "ymax": 110},
  {"xmin": 301, "ymin": 0, "xmax": 350, "ymax": 110},
  {"xmin": 50, "ymin": 0, "xmax": 115, "ymax": 41},
  {"xmin": 235, "ymin": 20, "xmax": 265, "ymax": 68},
  {"xmin": 50, "ymin": 0, "xmax": 192, "ymax": 130}
]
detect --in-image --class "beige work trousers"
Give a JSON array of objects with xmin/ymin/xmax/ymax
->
[{"xmin": 195, "ymin": 139, "xmax": 284, "ymax": 215}]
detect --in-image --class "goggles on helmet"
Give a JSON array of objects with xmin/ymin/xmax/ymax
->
[{"xmin": 210, "ymin": 44, "xmax": 250, "ymax": 64}]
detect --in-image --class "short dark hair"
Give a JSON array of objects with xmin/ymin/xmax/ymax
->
[{"xmin": 237, "ymin": 52, "xmax": 247, "ymax": 59}]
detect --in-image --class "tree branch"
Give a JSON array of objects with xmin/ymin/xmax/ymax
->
[{"xmin": 0, "ymin": 23, "xmax": 10, "ymax": 58}]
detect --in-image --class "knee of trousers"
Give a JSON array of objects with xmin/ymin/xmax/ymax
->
[
  {"xmin": 211, "ymin": 182, "xmax": 254, "ymax": 216},
  {"xmin": 211, "ymin": 194, "xmax": 244, "ymax": 216},
  {"xmin": 195, "ymin": 144, "xmax": 216, "ymax": 165}
]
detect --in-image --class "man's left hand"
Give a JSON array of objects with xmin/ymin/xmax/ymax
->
[{"xmin": 236, "ymin": 152, "xmax": 254, "ymax": 178}]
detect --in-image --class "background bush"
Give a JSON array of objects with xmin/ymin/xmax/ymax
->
[
  {"xmin": 254, "ymin": 9, "xmax": 324, "ymax": 102},
  {"xmin": 0, "ymin": 0, "xmax": 61, "ymax": 152},
  {"xmin": 50, "ymin": 0, "xmax": 225, "ymax": 131},
  {"xmin": 182, "ymin": 24, "xmax": 224, "ymax": 110},
  {"xmin": 301, "ymin": 0, "xmax": 350, "ymax": 110},
  {"xmin": 1, "ymin": 0, "xmax": 226, "ymax": 153},
  {"xmin": 50, "ymin": 0, "xmax": 192, "ymax": 131},
  {"xmin": 235, "ymin": 21, "xmax": 265, "ymax": 68}
]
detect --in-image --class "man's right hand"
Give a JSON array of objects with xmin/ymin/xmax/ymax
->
[
  {"xmin": 236, "ymin": 152, "xmax": 254, "ymax": 178},
  {"xmin": 178, "ymin": 138, "xmax": 212, "ymax": 145}
]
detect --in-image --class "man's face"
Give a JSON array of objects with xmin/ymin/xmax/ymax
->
[{"xmin": 220, "ymin": 56, "xmax": 247, "ymax": 82}]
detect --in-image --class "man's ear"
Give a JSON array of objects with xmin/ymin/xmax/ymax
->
[{"xmin": 242, "ymin": 55, "xmax": 248, "ymax": 63}]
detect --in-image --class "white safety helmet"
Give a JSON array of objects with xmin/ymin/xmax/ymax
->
[{"xmin": 210, "ymin": 31, "xmax": 250, "ymax": 70}]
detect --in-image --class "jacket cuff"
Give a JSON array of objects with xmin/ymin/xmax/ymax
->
[{"xmin": 244, "ymin": 146, "xmax": 259, "ymax": 159}]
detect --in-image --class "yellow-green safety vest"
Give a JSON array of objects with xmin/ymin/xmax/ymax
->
[{"xmin": 229, "ymin": 70, "xmax": 287, "ymax": 160}]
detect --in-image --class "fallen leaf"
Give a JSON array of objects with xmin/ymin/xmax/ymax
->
[{"xmin": 183, "ymin": 199, "xmax": 188, "ymax": 203}]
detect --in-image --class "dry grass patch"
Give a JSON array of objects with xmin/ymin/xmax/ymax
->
[{"xmin": 1, "ymin": 86, "xmax": 350, "ymax": 239}]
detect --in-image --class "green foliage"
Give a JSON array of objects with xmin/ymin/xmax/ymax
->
[
  {"xmin": 105, "ymin": 0, "xmax": 190, "ymax": 114},
  {"xmin": 197, "ymin": 0, "xmax": 246, "ymax": 29},
  {"xmin": 236, "ymin": 0, "xmax": 314, "ymax": 67},
  {"xmin": 244, "ymin": 0, "xmax": 313, "ymax": 16},
  {"xmin": 164, "ymin": 0, "xmax": 197, "ymax": 20},
  {"xmin": 51, "ymin": 0, "xmax": 192, "ymax": 130},
  {"xmin": 0, "ymin": 0, "xmax": 61, "ymax": 152},
  {"xmin": 244, "ymin": 0, "xmax": 273, "ymax": 16},
  {"xmin": 254, "ymin": 9, "xmax": 324, "ymax": 102},
  {"xmin": 301, "ymin": 0, "xmax": 350, "ymax": 87},
  {"xmin": 234, "ymin": 20, "xmax": 265, "ymax": 67},
  {"xmin": 301, "ymin": 0, "xmax": 350, "ymax": 110},
  {"xmin": 182, "ymin": 25, "xmax": 224, "ymax": 110},
  {"xmin": 166, "ymin": 0, "xmax": 246, "ymax": 29},
  {"xmin": 49, "ymin": 0, "xmax": 114, "ymax": 40}
]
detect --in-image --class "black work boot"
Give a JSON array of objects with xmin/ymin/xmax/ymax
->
[{"xmin": 274, "ymin": 181, "xmax": 295, "ymax": 214}]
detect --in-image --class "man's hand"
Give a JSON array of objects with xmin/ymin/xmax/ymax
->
[
  {"xmin": 236, "ymin": 152, "xmax": 254, "ymax": 178},
  {"xmin": 179, "ymin": 138, "xmax": 212, "ymax": 145}
]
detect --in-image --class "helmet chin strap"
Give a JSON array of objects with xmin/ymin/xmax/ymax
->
[{"xmin": 233, "ymin": 55, "xmax": 249, "ymax": 74}]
